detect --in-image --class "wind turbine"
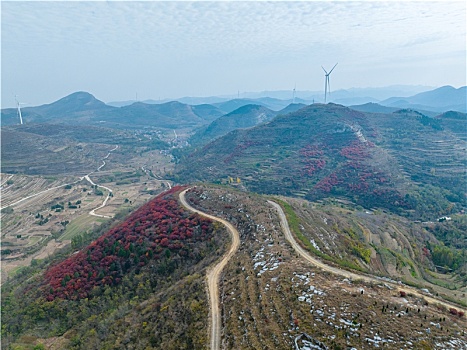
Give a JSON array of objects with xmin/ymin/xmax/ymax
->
[
  {"xmin": 292, "ymin": 84, "xmax": 296, "ymax": 104},
  {"xmin": 15, "ymin": 95, "xmax": 24, "ymax": 125},
  {"xmin": 322, "ymin": 63, "xmax": 338, "ymax": 103}
]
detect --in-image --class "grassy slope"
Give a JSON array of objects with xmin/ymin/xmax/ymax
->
[{"xmin": 277, "ymin": 196, "xmax": 466, "ymax": 304}]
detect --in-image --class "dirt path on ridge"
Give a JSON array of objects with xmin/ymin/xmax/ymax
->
[
  {"xmin": 268, "ymin": 200, "xmax": 465, "ymax": 314},
  {"xmin": 179, "ymin": 188, "xmax": 240, "ymax": 350}
]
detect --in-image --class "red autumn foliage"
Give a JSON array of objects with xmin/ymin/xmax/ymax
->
[
  {"xmin": 340, "ymin": 141, "xmax": 370, "ymax": 161},
  {"xmin": 300, "ymin": 144, "xmax": 326, "ymax": 176},
  {"xmin": 300, "ymin": 144, "xmax": 324, "ymax": 158},
  {"xmin": 314, "ymin": 172, "xmax": 340, "ymax": 192},
  {"xmin": 43, "ymin": 186, "xmax": 214, "ymax": 301}
]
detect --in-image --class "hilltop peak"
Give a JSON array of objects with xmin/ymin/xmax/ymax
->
[
  {"xmin": 65, "ymin": 91, "xmax": 96, "ymax": 99},
  {"xmin": 190, "ymin": 104, "xmax": 277, "ymax": 145},
  {"xmin": 226, "ymin": 104, "xmax": 271, "ymax": 116},
  {"xmin": 53, "ymin": 91, "xmax": 108, "ymax": 109}
]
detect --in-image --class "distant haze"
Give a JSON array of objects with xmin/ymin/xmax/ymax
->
[{"xmin": 1, "ymin": 1, "xmax": 466, "ymax": 108}]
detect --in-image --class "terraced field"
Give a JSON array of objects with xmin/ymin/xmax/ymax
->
[
  {"xmin": 1, "ymin": 128, "xmax": 105, "ymax": 176},
  {"xmin": 378, "ymin": 114, "xmax": 465, "ymax": 208},
  {"xmin": 175, "ymin": 105, "xmax": 466, "ymax": 221},
  {"xmin": 372, "ymin": 110, "xmax": 466, "ymax": 189},
  {"xmin": 0, "ymin": 171, "xmax": 173, "ymax": 282},
  {"xmin": 1, "ymin": 174, "xmax": 79, "ymax": 209},
  {"xmin": 59, "ymin": 214, "xmax": 107, "ymax": 241},
  {"xmin": 0, "ymin": 143, "xmax": 175, "ymax": 283},
  {"xmin": 0, "ymin": 174, "xmax": 106, "ymax": 280}
]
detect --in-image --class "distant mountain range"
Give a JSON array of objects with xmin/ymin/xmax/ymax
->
[
  {"xmin": 379, "ymin": 86, "xmax": 466, "ymax": 112},
  {"xmin": 107, "ymin": 85, "xmax": 434, "ymax": 107},
  {"xmin": 1, "ymin": 92, "xmax": 223, "ymax": 129},
  {"xmin": 1, "ymin": 86, "xmax": 465, "ymax": 129},
  {"xmin": 345, "ymin": 86, "xmax": 466, "ymax": 113}
]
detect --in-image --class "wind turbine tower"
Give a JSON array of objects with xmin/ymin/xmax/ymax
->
[
  {"xmin": 292, "ymin": 84, "xmax": 296, "ymax": 104},
  {"xmin": 15, "ymin": 95, "xmax": 24, "ymax": 125},
  {"xmin": 322, "ymin": 63, "xmax": 338, "ymax": 103}
]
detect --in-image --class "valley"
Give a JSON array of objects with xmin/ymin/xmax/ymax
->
[
  {"xmin": 1, "ymin": 90, "xmax": 465, "ymax": 349},
  {"xmin": 1, "ymin": 136, "xmax": 175, "ymax": 283},
  {"xmin": 3, "ymin": 0, "xmax": 467, "ymax": 347}
]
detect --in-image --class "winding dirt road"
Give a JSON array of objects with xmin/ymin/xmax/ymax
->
[
  {"xmin": 84, "ymin": 145, "xmax": 119, "ymax": 218},
  {"xmin": 268, "ymin": 200, "xmax": 465, "ymax": 314},
  {"xmin": 179, "ymin": 189, "xmax": 240, "ymax": 350},
  {"xmin": 175, "ymin": 192, "xmax": 463, "ymax": 349},
  {"xmin": 1, "ymin": 145, "xmax": 118, "ymax": 213},
  {"xmin": 83, "ymin": 175, "xmax": 113, "ymax": 218}
]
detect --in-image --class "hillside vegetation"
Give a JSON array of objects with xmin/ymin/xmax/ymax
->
[
  {"xmin": 2, "ymin": 184, "xmax": 465, "ymax": 349},
  {"xmin": 181, "ymin": 185, "xmax": 466, "ymax": 349},
  {"xmin": 1, "ymin": 88, "xmax": 465, "ymax": 349},
  {"xmin": 190, "ymin": 104, "xmax": 277, "ymax": 146},
  {"xmin": 281, "ymin": 196, "xmax": 466, "ymax": 288},
  {"xmin": 175, "ymin": 104, "xmax": 466, "ymax": 221},
  {"xmin": 1, "ymin": 186, "xmax": 228, "ymax": 349}
]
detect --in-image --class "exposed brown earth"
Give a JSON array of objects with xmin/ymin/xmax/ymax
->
[
  {"xmin": 184, "ymin": 185, "xmax": 466, "ymax": 349},
  {"xmin": 180, "ymin": 188, "xmax": 240, "ymax": 350}
]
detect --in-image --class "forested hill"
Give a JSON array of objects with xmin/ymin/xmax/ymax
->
[
  {"xmin": 174, "ymin": 103, "xmax": 466, "ymax": 220},
  {"xmin": 43, "ymin": 186, "xmax": 214, "ymax": 301},
  {"xmin": 1, "ymin": 186, "xmax": 228, "ymax": 349},
  {"xmin": 190, "ymin": 104, "xmax": 277, "ymax": 146}
]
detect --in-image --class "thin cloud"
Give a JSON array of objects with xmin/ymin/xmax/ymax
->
[{"xmin": 1, "ymin": 1, "xmax": 465, "ymax": 106}]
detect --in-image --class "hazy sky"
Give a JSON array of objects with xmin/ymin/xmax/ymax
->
[{"xmin": 2, "ymin": 1, "xmax": 466, "ymax": 107}]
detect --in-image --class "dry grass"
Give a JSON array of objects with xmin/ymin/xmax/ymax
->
[{"xmin": 186, "ymin": 185, "xmax": 466, "ymax": 349}]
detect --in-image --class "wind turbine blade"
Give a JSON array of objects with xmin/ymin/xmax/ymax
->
[
  {"xmin": 329, "ymin": 63, "xmax": 338, "ymax": 75},
  {"xmin": 17, "ymin": 105, "xmax": 23, "ymax": 125},
  {"xmin": 328, "ymin": 76, "xmax": 331, "ymax": 96},
  {"xmin": 321, "ymin": 66, "xmax": 328, "ymax": 75},
  {"xmin": 15, "ymin": 95, "xmax": 23, "ymax": 124}
]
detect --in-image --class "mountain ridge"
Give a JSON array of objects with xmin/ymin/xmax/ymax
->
[
  {"xmin": 175, "ymin": 103, "xmax": 466, "ymax": 220},
  {"xmin": 2, "ymin": 86, "xmax": 465, "ymax": 127},
  {"xmin": 190, "ymin": 104, "xmax": 277, "ymax": 146},
  {"xmin": 380, "ymin": 85, "xmax": 466, "ymax": 112}
]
